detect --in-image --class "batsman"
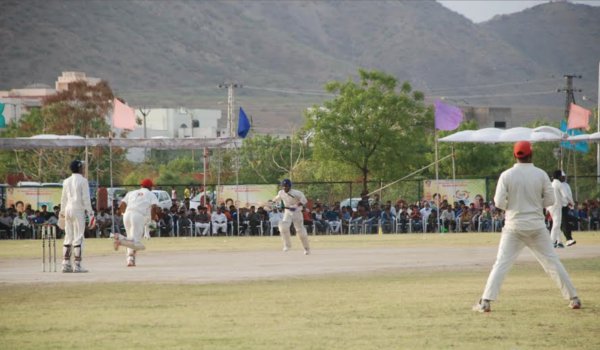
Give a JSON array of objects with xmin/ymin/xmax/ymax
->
[
  {"xmin": 273, "ymin": 179, "xmax": 310, "ymax": 255},
  {"xmin": 113, "ymin": 178, "xmax": 160, "ymax": 267}
]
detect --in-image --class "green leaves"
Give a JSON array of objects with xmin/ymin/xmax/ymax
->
[{"xmin": 305, "ymin": 69, "xmax": 431, "ymax": 190}]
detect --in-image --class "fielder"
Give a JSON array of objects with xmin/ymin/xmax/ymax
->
[
  {"xmin": 473, "ymin": 141, "xmax": 580, "ymax": 312},
  {"xmin": 547, "ymin": 170, "xmax": 567, "ymax": 248},
  {"xmin": 59, "ymin": 160, "xmax": 95, "ymax": 273},
  {"xmin": 273, "ymin": 179, "xmax": 310, "ymax": 255},
  {"xmin": 113, "ymin": 178, "xmax": 160, "ymax": 267}
]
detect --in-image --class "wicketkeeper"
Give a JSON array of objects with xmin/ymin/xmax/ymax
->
[
  {"xmin": 113, "ymin": 178, "xmax": 160, "ymax": 267},
  {"xmin": 59, "ymin": 160, "xmax": 95, "ymax": 273}
]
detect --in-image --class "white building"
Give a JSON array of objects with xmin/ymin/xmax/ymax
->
[{"xmin": 123, "ymin": 108, "xmax": 227, "ymax": 162}]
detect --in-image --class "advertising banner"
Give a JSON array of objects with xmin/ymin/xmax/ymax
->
[
  {"xmin": 6, "ymin": 187, "xmax": 62, "ymax": 210},
  {"xmin": 423, "ymin": 179, "xmax": 486, "ymax": 205},
  {"xmin": 217, "ymin": 184, "xmax": 278, "ymax": 209}
]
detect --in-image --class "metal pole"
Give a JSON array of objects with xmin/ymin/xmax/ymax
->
[{"xmin": 597, "ymin": 61, "xmax": 600, "ymax": 184}]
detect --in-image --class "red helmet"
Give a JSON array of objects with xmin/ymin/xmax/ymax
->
[{"xmin": 140, "ymin": 178, "xmax": 154, "ymax": 189}]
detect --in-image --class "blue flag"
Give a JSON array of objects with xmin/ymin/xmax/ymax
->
[
  {"xmin": 237, "ymin": 107, "xmax": 251, "ymax": 138},
  {"xmin": 560, "ymin": 120, "xmax": 589, "ymax": 153}
]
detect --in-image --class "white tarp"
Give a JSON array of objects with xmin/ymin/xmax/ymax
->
[
  {"xmin": 0, "ymin": 135, "xmax": 237, "ymax": 149},
  {"xmin": 566, "ymin": 132, "xmax": 600, "ymax": 143},
  {"xmin": 438, "ymin": 126, "xmax": 565, "ymax": 143}
]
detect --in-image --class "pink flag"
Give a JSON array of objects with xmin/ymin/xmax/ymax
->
[
  {"xmin": 567, "ymin": 103, "xmax": 591, "ymax": 130},
  {"xmin": 112, "ymin": 98, "xmax": 137, "ymax": 130}
]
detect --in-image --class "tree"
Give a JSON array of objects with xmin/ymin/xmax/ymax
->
[
  {"xmin": 0, "ymin": 81, "xmax": 128, "ymax": 184},
  {"xmin": 305, "ymin": 69, "xmax": 432, "ymax": 192}
]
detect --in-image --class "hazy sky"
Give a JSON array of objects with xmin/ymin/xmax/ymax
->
[{"xmin": 437, "ymin": 0, "xmax": 600, "ymax": 23}]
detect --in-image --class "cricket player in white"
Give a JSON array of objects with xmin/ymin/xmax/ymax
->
[
  {"xmin": 273, "ymin": 179, "xmax": 310, "ymax": 255},
  {"xmin": 547, "ymin": 170, "xmax": 568, "ymax": 248},
  {"xmin": 473, "ymin": 141, "xmax": 581, "ymax": 312},
  {"xmin": 113, "ymin": 178, "xmax": 160, "ymax": 267},
  {"xmin": 59, "ymin": 160, "xmax": 95, "ymax": 273}
]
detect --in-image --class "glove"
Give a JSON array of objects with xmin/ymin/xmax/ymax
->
[
  {"xmin": 57, "ymin": 216, "xmax": 65, "ymax": 230},
  {"xmin": 143, "ymin": 226, "xmax": 151, "ymax": 240},
  {"xmin": 88, "ymin": 215, "xmax": 96, "ymax": 229}
]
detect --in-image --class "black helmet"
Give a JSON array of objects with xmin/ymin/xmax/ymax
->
[
  {"xmin": 70, "ymin": 160, "xmax": 83, "ymax": 173},
  {"xmin": 281, "ymin": 179, "xmax": 292, "ymax": 187}
]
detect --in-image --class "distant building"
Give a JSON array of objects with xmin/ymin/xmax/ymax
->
[
  {"xmin": 458, "ymin": 105, "xmax": 563, "ymax": 129},
  {"xmin": 0, "ymin": 71, "xmax": 102, "ymax": 125},
  {"xmin": 123, "ymin": 107, "xmax": 227, "ymax": 162},
  {"xmin": 55, "ymin": 71, "xmax": 101, "ymax": 92},
  {"xmin": 0, "ymin": 83, "xmax": 56, "ymax": 125}
]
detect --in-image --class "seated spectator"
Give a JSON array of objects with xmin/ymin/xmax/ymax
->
[
  {"xmin": 96, "ymin": 209, "xmax": 112, "ymax": 238},
  {"xmin": 324, "ymin": 205, "xmax": 342, "ymax": 234},
  {"xmin": 211, "ymin": 207, "xmax": 228, "ymax": 235},
  {"xmin": 380, "ymin": 205, "xmax": 395, "ymax": 233},
  {"xmin": 158, "ymin": 208, "xmax": 173, "ymax": 237},
  {"xmin": 312, "ymin": 205, "xmax": 329, "ymax": 234},
  {"xmin": 269, "ymin": 208, "xmax": 283, "ymax": 235},
  {"xmin": 247, "ymin": 206, "xmax": 263, "ymax": 235},
  {"xmin": 194, "ymin": 206, "xmax": 211, "ymax": 236},
  {"xmin": 409, "ymin": 205, "xmax": 422, "ymax": 232},
  {"xmin": 419, "ymin": 202, "xmax": 432, "ymax": 232},
  {"xmin": 577, "ymin": 203, "xmax": 589, "ymax": 231},
  {"xmin": 589, "ymin": 201, "xmax": 600, "ymax": 230},
  {"xmin": 478, "ymin": 204, "xmax": 492, "ymax": 231},
  {"xmin": 440, "ymin": 205, "xmax": 454, "ymax": 232},
  {"xmin": 13, "ymin": 201, "xmax": 32, "ymax": 239},
  {"xmin": 302, "ymin": 206, "xmax": 314, "ymax": 234},
  {"xmin": 492, "ymin": 209, "xmax": 505, "ymax": 231}
]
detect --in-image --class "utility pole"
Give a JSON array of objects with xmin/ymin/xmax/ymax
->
[
  {"xmin": 557, "ymin": 74, "xmax": 582, "ymax": 169},
  {"xmin": 139, "ymin": 107, "xmax": 151, "ymax": 161},
  {"xmin": 218, "ymin": 83, "xmax": 242, "ymax": 137}
]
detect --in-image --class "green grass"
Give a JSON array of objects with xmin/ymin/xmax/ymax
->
[{"xmin": 1, "ymin": 233, "xmax": 599, "ymax": 349}]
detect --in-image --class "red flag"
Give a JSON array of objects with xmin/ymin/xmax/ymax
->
[
  {"xmin": 567, "ymin": 103, "xmax": 591, "ymax": 130},
  {"xmin": 112, "ymin": 98, "xmax": 137, "ymax": 130}
]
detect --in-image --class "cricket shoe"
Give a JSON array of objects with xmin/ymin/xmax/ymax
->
[
  {"xmin": 62, "ymin": 264, "xmax": 73, "ymax": 273},
  {"xmin": 127, "ymin": 257, "xmax": 136, "ymax": 267},
  {"xmin": 569, "ymin": 297, "xmax": 582, "ymax": 309},
  {"xmin": 566, "ymin": 240, "xmax": 577, "ymax": 247},
  {"xmin": 556, "ymin": 242, "xmax": 565, "ymax": 248},
  {"xmin": 472, "ymin": 299, "xmax": 491, "ymax": 313},
  {"xmin": 282, "ymin": 247, "xmax": 290, "ymax": 252},
  {"xmin": 73, "ymin": 264, "xmax": 88, "ymax": 273},
  {"xmin": 304, "ymin": 249, "xmax": 311, "ymax": 255}
]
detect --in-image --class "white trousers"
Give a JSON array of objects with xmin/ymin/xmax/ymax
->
[
  {"xmin": 195, "ymin": 222, "xmax": 210, "ymax": 236},
  {"xmin": 278, "ymin": 209, "xmax": 309, "ymax": 250},
  {"xmin": 124, "ymin": 210, "xmax": 147, "ymax": 257},
  {"xmin": 63, "ymin": 208, "xmax": 85, "ymax": 246},
  {"xmin": 548, "ymin": 206, "xmax": 563, "ymax": 244},
  {"xmin": 212, "ymin": 222, "xmax": 227, "ymax": 235},
  {"xmin": 481, "ymin": 227, "xmax": 577, "ymax": 301}
]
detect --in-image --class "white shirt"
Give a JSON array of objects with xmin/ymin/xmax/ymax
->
[
  {"xmin": 273, "ymin": 189, "xmax": 307, "ymax": 211},
  {"xmin": 122, "ymin": 188, "xmax": 159, "ymax": 218},
  {"xmin": 494, "ymin": 163, "xmax": 554, "ymax": 230},
  {"xmin": 61, "ymin": 173, "xmax": 93, "ymax": 214},
  {"xmin": 561, "ymin": 181, "xmax": 574, "ymax": 207},
  {"xmin": 211, "ymin": 212, "xmax": 227, "ymax": 224},
  {"xmin": 548, "ymin": 179, "xmax": 566, "ymax": 210}
]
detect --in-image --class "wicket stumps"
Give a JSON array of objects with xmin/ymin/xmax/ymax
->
[{"xmin": 42, "ymin": 225, "xmax": 57, "ymax": 272}]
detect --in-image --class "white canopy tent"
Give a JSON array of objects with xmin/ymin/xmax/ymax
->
[{"xmin": 438, "ymin": 126, "xmax": 566, "ymax": 144}]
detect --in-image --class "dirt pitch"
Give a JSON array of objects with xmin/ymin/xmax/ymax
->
[{"xmin": 1, "ymin": 244, "xmax": 598, "ymax": 284}]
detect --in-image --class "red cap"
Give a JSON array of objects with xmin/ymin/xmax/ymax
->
[
  {"xmin": 140, "ymin": 178, "xmax": 154, "ymax": 188},
  {"xmin": 513, "ymin": 141, "xmax": 532, "ymax": 159}
]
